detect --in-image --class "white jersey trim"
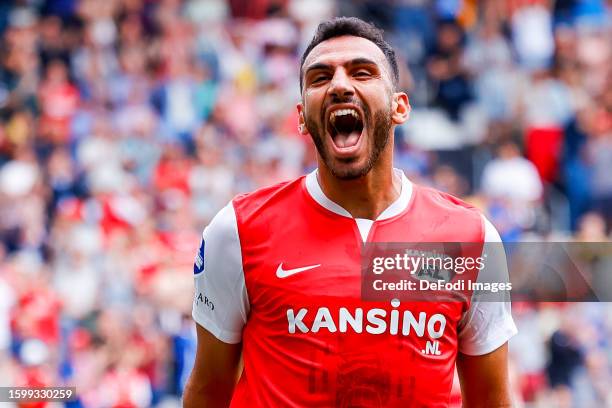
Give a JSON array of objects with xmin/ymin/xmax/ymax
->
[
  {"xmin": 355, "ymin": 218, "xmax": 374, "ymax": 242},
  {"xmin": 305, "ymin": 168, "xmax": 413, "ymax": 221}
]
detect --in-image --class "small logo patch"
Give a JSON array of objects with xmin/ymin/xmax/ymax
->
[
  {"xmin": 276, "ymin": 263, "xmax": 321, "ymax": 278},
  {"xmin": 194, "ymin": 239, "xmax": 205, "ymax": 275}
]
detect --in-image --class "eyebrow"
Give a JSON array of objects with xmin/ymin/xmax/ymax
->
[{"xmin": 304, "ymin": 57, "xmax": 380, "ymax": 76}]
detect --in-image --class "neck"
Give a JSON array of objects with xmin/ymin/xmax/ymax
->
[{"xmin": 316, "ymin": 148, "xmax": 400, "ymax": 220}]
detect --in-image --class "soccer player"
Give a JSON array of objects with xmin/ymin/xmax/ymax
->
[{"xmin": 184, "ymin": 17, "xmax": 517, "ymax": 407}]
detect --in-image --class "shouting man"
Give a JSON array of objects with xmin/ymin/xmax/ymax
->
[{"xmin": 184, "ymin": 17, "xmax": 517, "ymax": 408}]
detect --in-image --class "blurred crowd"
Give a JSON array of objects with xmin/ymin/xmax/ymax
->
[{"xmin": 0, "ymin": 0, "xmax": 610, "ymax": 407}]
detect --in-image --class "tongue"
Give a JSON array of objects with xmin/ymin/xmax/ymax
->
[{"xmin": 334, "ymin": 130, "xmax": 360, "ymax": 148}]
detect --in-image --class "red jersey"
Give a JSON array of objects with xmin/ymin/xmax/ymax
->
[{"xmin": 192, "ymin": 170, "xmax": 516, "ymax": 407}]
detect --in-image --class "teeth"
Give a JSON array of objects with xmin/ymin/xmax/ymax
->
[{"xmin": 330, "ymin": 108, "xmax": 360, "ymax": 125}]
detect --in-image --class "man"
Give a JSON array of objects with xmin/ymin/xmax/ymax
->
[{"xmin": 184, "ymin": 17, "xmax": 517, "ymax": 407}]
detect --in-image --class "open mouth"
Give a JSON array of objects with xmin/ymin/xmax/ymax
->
[{"xmin": 328, "ymin": 108, "xmax": 364, "ymax": 149}]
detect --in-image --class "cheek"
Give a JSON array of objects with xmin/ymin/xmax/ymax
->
[
  {"xmin": 303, "ymin": 88, "xmax": 323, "ymax": 103},
  {"xmin": 304, "ymin": 98, "xmax": 327, "ymax": 125},
  {"xmin": 305, "ymin": 85, "xmax": 330, "ymax": 101},
  {"xmin": 357, "ymin": 85, "xmax": 392, "ymax": 109}
]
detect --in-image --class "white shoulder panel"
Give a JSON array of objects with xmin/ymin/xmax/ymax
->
[
  {"xmin": 457, "ymin": 215, "xmax": 518, "ymax": 355},
  {"xmin": 192, "ymin": 201, "xmax": 249, "ymax": 344}
]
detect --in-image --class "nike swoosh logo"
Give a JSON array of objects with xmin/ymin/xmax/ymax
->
[{"xmin": 276, "ymin": 263, "xmax": 321, "ymax": 278}]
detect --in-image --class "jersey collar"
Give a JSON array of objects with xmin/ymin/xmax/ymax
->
[{"xmin": 304, "ymin": 168, "xmax": 413, "ymax": 221}]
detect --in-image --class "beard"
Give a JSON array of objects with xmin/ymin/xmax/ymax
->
[{"xmin": 305, "ymin": 101, "xmax": 393, "ymax": 180}]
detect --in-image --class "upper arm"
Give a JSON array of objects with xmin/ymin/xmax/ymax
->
[
  {"xmin": 456, "ymin": 216, "xmax": 517, "ymax": 406},
  {"xmin": 183, "ymin": 323, "xmax": 242, "ymax": 407},
  {"xmin": 192, "ymin": 323, "xmax": 242, "ymax": 380},
  {"xmin": 185, "ymin": 202, "xmax": 248, "ymax": 406},
  {"xmin": 457, "ymin": 343, "xmax": 512, "ymax": 408}
]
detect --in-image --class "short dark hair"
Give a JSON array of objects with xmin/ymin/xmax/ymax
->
[{"xmin": 299, "ymin": 17, "xmax": 399, "ymax": 91}]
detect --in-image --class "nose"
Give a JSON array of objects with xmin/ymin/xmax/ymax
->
[{"xmin": 327, "ymin": 68, "xmax": 354, "ymax": 100}]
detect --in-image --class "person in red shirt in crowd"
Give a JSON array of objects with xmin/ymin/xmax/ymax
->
[{"xmin": 37, "ymin": 59, "xmax": 79, "ymax": 144}]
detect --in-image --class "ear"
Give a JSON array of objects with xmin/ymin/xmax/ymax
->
[
  {"xmin": 296, "ymin": 102, "xmax": 309, "ymax": 135},
  {"xmin": 391, "ymin": 92, "xmax": 410, "ymax": 125}
]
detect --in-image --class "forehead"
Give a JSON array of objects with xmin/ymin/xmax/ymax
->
[{"xmin": 303, "ymin": 35, "xmax": 388, "ymax": 71}]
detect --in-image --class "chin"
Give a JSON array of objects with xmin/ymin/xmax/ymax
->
[{"xmin": 327, "ymin": 158, "xmax": 372, "ymax": 180}]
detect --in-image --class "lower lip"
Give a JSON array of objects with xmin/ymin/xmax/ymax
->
[{"xmin": 328, "ymin": 129, "xmax": 365, "ymax": 158}]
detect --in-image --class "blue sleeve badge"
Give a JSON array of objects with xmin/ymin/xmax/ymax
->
[{"xmin": 194, "ymin": 239, "xmax": 205, "ymax": 275}]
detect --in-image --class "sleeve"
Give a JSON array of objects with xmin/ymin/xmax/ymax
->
[
  {"xmin": 457, "ymin": 215, "xmax": 518, "ymax": 355},
  {"xmin": 192, "ymin": 201, "xmax": 249, "ymax": 344}
]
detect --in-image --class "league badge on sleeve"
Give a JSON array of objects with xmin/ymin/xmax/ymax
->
[{"xmin": 194, "ymin": 239, "xmax": 205, "ymax": 275}]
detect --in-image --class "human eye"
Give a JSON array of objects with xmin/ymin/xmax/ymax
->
[
  {"xmin": 311, "ymin": 74, "xmax": 330, "ymax": 84},
  {"xmin": 353, "ymin": 69, "xmax": 373, "ymax": 78}
]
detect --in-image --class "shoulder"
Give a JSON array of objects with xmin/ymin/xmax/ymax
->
[
  {"xmin": 232, "ymin": 176, "xmax": 306, "ymax": 224},
  {"xmin": 205, "ymin": 200, "xmax": 239, "ymax": 240},
  {"xmin": 407, "ymin": 183, "xmax": 486, "ymax": 241},
  {"xmin": 199, "ymin": 201, "xmax": 242, "ymax": 267},
  {"xmin": 413, "ymin": 184, "xmax": 481, "ymax": 216},
  {"xmin": 204, "ymin": 176, "xmax": 306, "ymax": 246}
]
